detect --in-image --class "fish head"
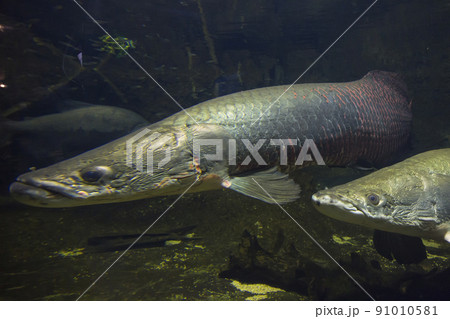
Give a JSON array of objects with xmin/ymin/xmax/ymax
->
[
  {"xmin": 312, "ymin": 186, "xmax": 391, "ymax": 229},
  {"xmin": 311, "ymin": 171, "xmax": 425, "ymax": 233},
  {"xmin": 9, "ymin": 125, "xmax": 224, "ymax": 207}
]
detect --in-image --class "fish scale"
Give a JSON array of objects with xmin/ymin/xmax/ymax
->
[{"xmin": 167, "ymin": 71, "xmax": 411, "ymax": 170}]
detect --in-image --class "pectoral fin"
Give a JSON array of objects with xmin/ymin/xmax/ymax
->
[{"xmin": 223, "ymin": 167, "xmax": 300, "ymax": 204}]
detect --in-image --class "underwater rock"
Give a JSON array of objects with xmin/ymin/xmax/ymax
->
[{"xmin": 220, "ymin": 224, "xmax": 450, "ymax": 300}]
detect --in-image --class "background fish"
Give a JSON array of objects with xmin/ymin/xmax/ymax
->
[
  {"xmin": 2, "ymin": 101, "xmax": 149, "ymax": 167},
  {"xmin": 312, "ymin": 148, "xmax": 450, "ymax": 263}
]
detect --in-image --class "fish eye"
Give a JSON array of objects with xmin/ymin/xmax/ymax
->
[
  {"xmin": 367, "ymin": 194, "xmax": 380, "ymax": 205},
  {"xmin": 81, "ymin": 170, "xmax": 102, "ymax": 183},
  {"xmin": 80, "ymin": 166, "xmax": 111, "ymax": 183}
]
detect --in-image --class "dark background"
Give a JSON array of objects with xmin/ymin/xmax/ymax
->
[{"xmin": 0, "ymin": 0, "xmax": 449, "ymax": 300}]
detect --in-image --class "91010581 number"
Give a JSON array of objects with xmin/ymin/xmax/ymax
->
[{"xmin": 375, "ymin": 306, "xmax": 438, "ymax": 316}]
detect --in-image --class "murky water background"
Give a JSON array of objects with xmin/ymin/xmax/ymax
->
[{"xmin": 0, "ymin": 0, "xmax": 449, "ymax": 300}]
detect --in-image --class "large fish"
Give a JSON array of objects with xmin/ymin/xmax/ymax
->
[
  {"xmin": 312, "ymin": 149, "xmax": 450, "ymax": 263},
  {"xmin": 10, "ymin": 71, "xmax": 411, "ymax": 207}
]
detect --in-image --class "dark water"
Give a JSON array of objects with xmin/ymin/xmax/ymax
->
[{"xmin": 0, "ymin": 0, "xmax": 449, "ymax": 300}]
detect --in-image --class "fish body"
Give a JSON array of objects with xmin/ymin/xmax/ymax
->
[
  {"xmin": 165, "ymin": 70, "xmax": 411, "ymax": 170},
  {"xmin": 10, "ymin": 71, "xmax": 412, "ymax": 207},
  {"xmin": 312, "ymin": 149, "xmax": 450, "ymax": 243}
]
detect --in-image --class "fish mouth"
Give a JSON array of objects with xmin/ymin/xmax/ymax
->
[
  {"xmin": 311, "ymin": 192, "xmax": 367, "ymax": 221},
  {"xmin": 10, "ymin": 176, "xmax": 88, "ymax": 207}
]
